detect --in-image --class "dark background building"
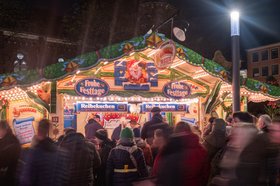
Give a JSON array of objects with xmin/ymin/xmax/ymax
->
[{"xmin": 247, "ymin": 43, "xmax": 280, "ymax": 83}]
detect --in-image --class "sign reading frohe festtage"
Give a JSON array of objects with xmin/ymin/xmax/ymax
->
[
  {"xmin": 163, "ymin": 81, "xmax": 191, "ymax": 99},
  {"xmin": 75, "ymin": 78, "xmax": 109, "ymax": 97}
]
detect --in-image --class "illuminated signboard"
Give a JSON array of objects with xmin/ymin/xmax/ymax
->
[
  {"xmin": 154, "ymin": 40, "xmax": 176, "ymax": 70},
  {"xmin": 163, "ymin": 81, "xmax": 191, "ymax": 99},
  {"xmin": 75, "ymin": 78, "xmax": 109, "ymax": 97},
  {"xmin": 76, "ymin": 102, "xmax": 128, "ymax": 112},
  {"xmin": 141, "ymin": 103, "xmax": 188, "ymax": 112}
]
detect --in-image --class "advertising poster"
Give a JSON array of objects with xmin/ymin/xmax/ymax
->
[
  {"xmin": 64, "ymin": 108, "xmax": 76, "ymax": 128},
  {"xmin": 9, "ymin": 100, "xmax": 47, "ymax": 144},
  {"xmin": 13, "ymin": 117, "xmax": 35, "ymax": 144}
]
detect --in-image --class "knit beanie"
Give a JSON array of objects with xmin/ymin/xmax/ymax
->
[
  {"xmin": 95, "ymin": 129, "xmax": 108, "ymax": 141},
  {"xmin": 120, "ymin": 127, "xmax": 134, "ymax": 139},
  {"xmin": 133, "ymin": 128, "xmax": 141, "ymax": 138}
]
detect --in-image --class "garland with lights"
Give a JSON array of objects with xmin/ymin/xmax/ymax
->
[
  {"xmin": 0, "ymin": 96, "xmax": 9, "ymax": 120},
  {"xmin": 265, "ymin": 101, "xmax": 280, "ymax": 118}
]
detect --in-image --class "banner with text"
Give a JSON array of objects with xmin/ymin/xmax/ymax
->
[
  {"xmin": 141, "ymin": 103, "xmax": 189, "ymax": 112},
  {"xmin": 76, "ymin": 102, "xmax": 128, "ymax": 112}
]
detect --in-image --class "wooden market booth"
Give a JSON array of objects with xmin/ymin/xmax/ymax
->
[{"xmin": 0, "ymin": 32, "xmax": 280, "ymax": 142}]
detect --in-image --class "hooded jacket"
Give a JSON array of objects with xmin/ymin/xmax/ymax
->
[
  {"xmin": 203, "ymin": 119, "xmax": 227, "ymax": 161},
  {"xmin": 20, "ymin": 137, "xmax": 69, "ymax": 186},
  {"xmin": 59, "ymin": 132, "xmax": 101, "ymax": 186}
]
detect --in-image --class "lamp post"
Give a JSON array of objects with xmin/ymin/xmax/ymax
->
[{"xmin": 231, "ymin": 11, "xmax": 240, "ymax": 112}]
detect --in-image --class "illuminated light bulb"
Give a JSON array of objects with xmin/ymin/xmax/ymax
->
[
  {"xmin": 97, "ymin": 97, "xmax": 100, "ymax": 100},
  {"xmin": 90, "ymin": 97, "xmax": 93, "ymax": 101}
]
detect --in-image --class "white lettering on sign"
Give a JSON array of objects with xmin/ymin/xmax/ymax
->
[{"xmin": 80, "ymin": 103, "xmax": 115, "ymax": 109}]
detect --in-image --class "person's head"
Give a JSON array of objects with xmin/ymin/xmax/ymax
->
[
  {"xmin": 64, "ymin": 127, "xmax": 76, "ymax": 135},
  {"xmin": 0, "ymin": 120, "xmax": 12, "ymax": 139},
  {"xmin": 129, "ymin": 120, "xmax": 138, "ymax": 129},
  {"xmin": 38, "ymin": 119, "xmax": 51, "ymax": 139},
  {"xmin": 133, "ymin": 128, "xmax": 141, "ymax": 139},
  {"xmin": 95, "ymin": 129, "xmax": 108, "ymax": 144},
  {"xmin": 174, "ymin": 121, "xmax": 192, "ymax": 134},
  {"xmin": 226, "ymin": 116, "xmax": 233, "ymax": 126},
  {"xmin": 153, "ymin": 127, "xmax": 172, "ymax": 149},
  {"xmin": 93, "ymin": 115, "xmax": 101, "ymax": 123},
  {"xmin": 208, "ymin": 117, "xmax": 216, "ymax": 125},
  {"xmin": 257, "ymin": 114, "xmax": 272, "ymax": 131},
  {"xmin": 212, "ymin": 118, "xmax": 226, "ymax": 132},
  {"xmin": 232, "ymin": 112, "xmax": 254, "ymax": 124},
  {"xmin": 151, "ymin": 107, "xmax": 161, "ymax": 116},
  {"xmin": 120, "ymin": 127, "xmax": 134, "ymax": 143}
]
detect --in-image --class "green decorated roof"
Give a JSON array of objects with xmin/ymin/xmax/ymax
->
[{"xmin": 0, "ymin": 32, "xmax": 280, "ymax": 98}]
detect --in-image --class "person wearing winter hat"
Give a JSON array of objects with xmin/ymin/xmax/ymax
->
[
  {"xmin": 95, "ymin": 129, "xmax": 115, "ymax": 186},
  {"xmin": 107, "ymin": 127, "xmax": 148, "ymax": 186},
  {"xmin": 133, "ymin": 127, "xmax": 153, "ymax": 171}
]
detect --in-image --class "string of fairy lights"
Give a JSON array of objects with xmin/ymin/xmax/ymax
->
[{"xmin": 63, "ymin": 94, "xmax": 200, "ymax": 104}]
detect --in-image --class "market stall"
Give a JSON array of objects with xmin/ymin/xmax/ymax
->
[{"xmin": 1, "ymin": 32, "xmax": 280, "ymax": 140}]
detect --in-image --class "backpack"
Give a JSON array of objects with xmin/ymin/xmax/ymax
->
[{"xmin": 115, "ymin": 145, "xmax": 139, "ymax": 170}]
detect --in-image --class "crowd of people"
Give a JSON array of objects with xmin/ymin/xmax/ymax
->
[{"xmin": 1, "ymin": 107, "xmax": 280, "ymax": 186}]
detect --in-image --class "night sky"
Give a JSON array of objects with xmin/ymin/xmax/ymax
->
[
  {"xmin": 168, "ymin": 0, "xmax": 280, "ymax": 60},
  {"xmin": 8, "ymin": 0, "xmax": 280, "ymax": 61}
]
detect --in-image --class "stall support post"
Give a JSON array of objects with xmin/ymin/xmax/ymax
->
[{"xmin": 231, "ymin": 11, "xmax": 240, "ymax": 112}]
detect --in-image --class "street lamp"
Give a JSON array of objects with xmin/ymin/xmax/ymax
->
[
  {"xmin": 14, "ymin": 53, "xmax": 27, "ymax": 72},
  {"xmin": 231, "ymin": 10, "xmax": 240, "ymax": 112}
]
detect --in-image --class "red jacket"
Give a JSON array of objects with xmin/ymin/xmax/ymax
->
[{"xmin": 156, "ymin": 133, "xmax": 210, "ymax": 186}]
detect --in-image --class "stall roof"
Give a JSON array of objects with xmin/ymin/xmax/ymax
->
[{"xmin": 0, "ymin": 32, "xmax": 279, "ymax": 100}]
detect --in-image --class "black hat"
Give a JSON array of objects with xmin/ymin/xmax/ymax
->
[
  {"xmin": 151, "ymin": 107, "xmax": 161, "ymax": 113},
  {"xmin": 95, "ymin": 129, "xmax": 108, "ymax": 141}
]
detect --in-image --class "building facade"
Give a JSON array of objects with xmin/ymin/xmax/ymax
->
[{"xmin": 247, "ymin": 43, "xmax": 280, "ymax": 82}]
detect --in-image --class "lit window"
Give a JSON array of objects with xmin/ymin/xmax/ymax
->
[{"xmin": 271, "ymin": 48, "xmax": 279, "ymax": 59}]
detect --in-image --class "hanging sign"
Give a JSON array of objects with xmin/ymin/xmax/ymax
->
[
  {"xmin": 141, "ymin": 103, "xmax": 188, "ymax": 112},
  {"xmin": 154, "ymin": 40, "xmax": 176, "ymax": 70},
  {"xmin": 75, "ymin": 78, "xmax": 109, "ymax": 97},
  {"xmin": 76, "ymin": 102, "xmax": 128, "ymax": 112},
  {"xmin": 163, "ymin": 81, "xmax": 191, "ymax": 99}
]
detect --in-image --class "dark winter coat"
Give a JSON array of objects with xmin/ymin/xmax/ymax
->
[
  {"xmin": 106, "ymin": 141, "xmax": 148, "ymax": 186},
  {"xmin": 156, "ymin": 132, "xmax": 209, "ymax": 186},
  {"xmin": 111, "ymin": 124, "xmax": 121, "ymax": 142},
  {"xmin": 0, "ymin": 132, "xmax": 21, "ymax": 186},
  {"xmin": 96, "ymin": 139, "xmax": 115, "ymax": 186},
  {"xmin": 85, "ymin": 120, "xmax": 104, "ymax": 140},
  {"xmin": 59, "ymin": 132, "xmax": 101, "ymax": 186},
  {"xmin": 203, "ymin": 119, "xmax": 227, "ymax": 161},
  {"xmin": 141, "ymin": 113, "xmax": 168, "ymax": 145},
  {"xmin": 20, "ymin": 137, "xmax": 69, "ymax": 186}
]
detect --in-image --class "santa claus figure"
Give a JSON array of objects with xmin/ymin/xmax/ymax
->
[{"xmin": 126, "ymin": 60, "xmax": 147, "ymax": 84}]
